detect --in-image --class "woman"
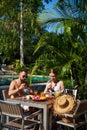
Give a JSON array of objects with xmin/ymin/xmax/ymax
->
[{"xmin": 44, "ymin": 69, "xmax": 64, "ymax": 93}]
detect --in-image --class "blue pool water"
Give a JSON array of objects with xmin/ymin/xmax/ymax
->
[{"xmin": 0, "ymin": 75, "xmax": 50, "ymax": 85}]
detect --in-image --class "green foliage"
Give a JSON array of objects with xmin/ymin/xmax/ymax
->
[
  {"xmin": 0, "ymin": 0, "xmax": 87, "ymax": 99},
  {"xmin": 14, "ymin": 64, "xmax": 29, "ymax": 73},
  {"xmin": 0, "ymin": 0, "xmax": 45, "ymax": 65},
  {"xmin": 34, "ymin": 0, "xmax": 87, "ymax": 99}
]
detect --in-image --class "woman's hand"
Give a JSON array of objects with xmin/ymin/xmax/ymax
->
[{"xmin": 47, "ymin": 85, "xmax": 52, "ymax": 91}]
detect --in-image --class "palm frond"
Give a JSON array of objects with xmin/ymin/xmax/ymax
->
[{"xmin": 37, "ymin": 0, "xmax": 86, "ymax": 33}]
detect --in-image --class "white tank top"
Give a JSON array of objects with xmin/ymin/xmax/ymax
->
[{"xmin": 46, "ymin": 80, "xmax": 64, "ymax": 92}]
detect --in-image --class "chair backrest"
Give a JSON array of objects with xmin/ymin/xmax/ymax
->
[
  {"xmin": 74, "ymin": 100, "xmax": 87, "ymax": 116},
  {"xmin": 65, "ymin": 89, "xmax": 77, "ymax": 99},
  {"xmin": 2, "ymin": 90, "xmax": 10, "ymax": 100},
  {"xmin": 0, "ymin": 100, "xmax": 23, "ymax": 118}
]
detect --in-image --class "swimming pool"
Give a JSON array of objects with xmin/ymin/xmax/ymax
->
[{"xmin": 0, "ymin": 75, "xmax": 50, "ymax": 85}]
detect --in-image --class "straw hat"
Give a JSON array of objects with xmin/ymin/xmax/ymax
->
[{"xmin": 53, "ymin": 94, "xmax": 76, "ymax": 115}]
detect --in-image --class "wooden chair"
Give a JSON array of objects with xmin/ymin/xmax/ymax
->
[
  {"xmin": 2, "ymin": 90, "xmax": 9, "ymax": 100},
  {"xmin": 1, "ymin": 90, "xmax": 43, "ymax": 129},
  {"xmin": 0, "ymin": 100, "xmax": 42, "ymax": 130},
  {"xmin": 56, "ymin": 100, "xmax": 87, "ymax": 130},
  {"xmin": 1, "ymin": 90, "xmax": 10, "ymax": 123}
]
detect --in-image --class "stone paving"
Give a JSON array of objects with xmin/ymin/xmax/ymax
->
[{"xmin": 0, "ymin": 70, "xmax": 17, "ymax": 78}]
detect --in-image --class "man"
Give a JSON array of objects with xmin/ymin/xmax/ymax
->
[
  {"xmin": 8, "ymin": 68, "xmax": 33, "ymax": 99},
  {"xmin": 8, "ymin": 69, "xmax": 40, "ymax": 124}
]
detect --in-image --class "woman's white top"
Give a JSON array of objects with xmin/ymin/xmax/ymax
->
[{"xmin": 44, "ymin": 80, "xmax": 64, "ymax": 93}]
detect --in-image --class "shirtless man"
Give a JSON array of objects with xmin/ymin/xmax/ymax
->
[{"xmin": 8, "ymin": 68, "xmax": 33, "ymax": 99}]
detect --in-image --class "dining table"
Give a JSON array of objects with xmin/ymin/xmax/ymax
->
[{"xmin": 7, "ymin": 96, "xmax": 54, "ymax": 130}]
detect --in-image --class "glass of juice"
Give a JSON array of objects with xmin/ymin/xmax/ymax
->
[
  {"xmin": 40, "ymin": 92, "xmax": 45, "ymax": 98},
  {"xmin": 34, "ymin": 90, "xmax": 38, "ymax": 96}
]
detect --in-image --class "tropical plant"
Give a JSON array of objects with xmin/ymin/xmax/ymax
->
[
  {"xmin": 0, "ymin": 0, "xmax": 51, "ymax": 66},
  {"xmin": 33, "ymin": 0, "xmax": 87, "ymax": 99}
]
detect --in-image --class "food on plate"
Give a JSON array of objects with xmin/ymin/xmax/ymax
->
[
  {"xmin": 22, "ymin": 95, "xmax": 34, "ymax": 100},
  {"xmin": 40, "ymin": 92, "xmax": 46, "ymax": 99},
  {"xmin": 33, "ymin": 95, "xmax": 46, "ymax": 101},
  {"xmin": 40, "ymin": 92, "xmax": 45, "ymax": 97},
  {"xmin": 26, "ymin": 95, "xmax": 30, "ymax": 100},
  {"xmin": 33, "ymin": 90, "xmax": 38, "ymax": 96},
  {"xmin": 34, "ymin": 95, "xmax": 40, "ymax": 100},
  {"xmin": 40, "ymin": 96, "xmax": 46, "ymax": 100},
  {"xmin": 29, "ymin": 95, "xmax": 34, "ymax": 99}
]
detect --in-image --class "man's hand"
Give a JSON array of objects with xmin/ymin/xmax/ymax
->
[{"xmin": 19, "ymin": 83, "xmax": 26, "ymax": 90}]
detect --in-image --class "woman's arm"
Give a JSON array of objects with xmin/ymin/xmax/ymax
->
[
  {"xmin": 44, "ymin": 82, "xmax": 51, "ymax": 93},
  {"xmin": 60, "ymin": 81, "xmax": 64, "ymax": 92}
]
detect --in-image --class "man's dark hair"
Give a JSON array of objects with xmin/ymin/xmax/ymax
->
[{"xmin": 20, "ymin": 68, "xmax": 28, "ymax": 73}]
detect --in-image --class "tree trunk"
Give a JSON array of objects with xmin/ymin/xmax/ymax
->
[
  {"xmin": 85, "ymin": 65, "xmax": 87, "ymax": 88},
  {"xmin": 20, "ymin": 0, "xmax": 24, "ymax": 66}
]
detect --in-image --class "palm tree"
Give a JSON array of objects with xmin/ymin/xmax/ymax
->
[
  {"xmin": 20, "ymin": 0, "xmax": 24, "ymax": 65},
  {"xmin": 38, "ymin": 0, "xmax": 87, "ymax": 33},
  {"xmin": 33, "ymin": 0, "xmax": 87, "ymax": 98}
]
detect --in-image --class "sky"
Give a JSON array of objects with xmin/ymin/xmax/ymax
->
[
  {"xmin": 42, "ymin": 0, "xmax": 61, "ymax": 33},
  {"xmin": 43, "ymin": 0, "xmax": 58, "ymax": 10}
]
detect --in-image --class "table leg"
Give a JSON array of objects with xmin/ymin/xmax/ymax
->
[
  {"xmin": 49, "ymin": 109, "xmax": 53, "ymax": 130},
  {"xmin": 43, "ymin": 105, "xmax": 48, "ymax": 130}
]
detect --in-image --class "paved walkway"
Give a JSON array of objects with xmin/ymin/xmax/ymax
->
[{"xmin": 0, "ymin": 70, "xmax": 17, "ymax": 78}]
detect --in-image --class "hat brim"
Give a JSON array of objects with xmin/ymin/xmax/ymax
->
[{"xmin": 53, "ymin": 94, "xmax": 76, "ymax": 115}]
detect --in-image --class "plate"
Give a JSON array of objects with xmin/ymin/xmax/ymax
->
[
  {"xmin": 21, "ymin": 95, "xmax": 34, "ymax": 100},
  {"xmin": 33, "ymin": 99, "xmax": 47, "ymax": 102}
]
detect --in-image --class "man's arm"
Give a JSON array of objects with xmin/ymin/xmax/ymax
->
[{"xmin": 8, "ymin": 81, "xmax": 19, "ymax": 96}]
